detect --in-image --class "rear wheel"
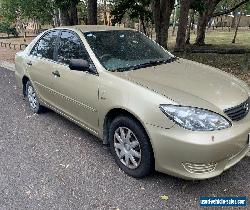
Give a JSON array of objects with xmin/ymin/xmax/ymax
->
[
  {"xmin": 26, "ymin": 81, "xmax": 44, "ymax": 113},
  {"xmin": 109, "ymin": 116, "xmax": 154, "ymax": 178}
]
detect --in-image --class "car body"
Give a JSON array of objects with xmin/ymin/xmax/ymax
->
[{"xmin": 15, "ymin": 25, "xmax": 250, "ymax": 180}]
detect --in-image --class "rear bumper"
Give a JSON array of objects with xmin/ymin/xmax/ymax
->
[{"xmin": 146, "ymin": 113, "xmax": 250, "ymax": 180}]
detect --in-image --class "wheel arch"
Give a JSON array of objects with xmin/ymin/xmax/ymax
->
[
  {"xmin": 103, "ymin": 107, "xmax": 155, "ymax": 171},
  {"xmin": 103, "ymin": 108, "xmax": 152, "ymax": 148}
]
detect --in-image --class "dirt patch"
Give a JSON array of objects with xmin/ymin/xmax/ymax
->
[{"xmin": 0, "ymin": 36, "xmax": 35, "ymax": 63}]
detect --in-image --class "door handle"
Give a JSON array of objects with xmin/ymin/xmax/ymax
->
[
  {"xmin": 27, "ymin": 61, "xmax": 32, "ymax": 66},
  {"xmin": 52, "ymin": 70, "xmax": 60, "ymax": 77}
]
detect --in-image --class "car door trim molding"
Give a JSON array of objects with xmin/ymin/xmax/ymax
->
[
  {"xmin": 35, "ymin": 81, "xmax": 97, "ymax": 113},
  {"xmin": 40, "ymin": 99, "xmax": 98, "ymax": 135}
]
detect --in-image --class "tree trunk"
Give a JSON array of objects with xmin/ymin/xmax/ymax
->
[
  {"xmin": 195, "ymin": 0, "xmax": 221, "ymax": 45},
  {"xmin": 70, "ymin": 2, "xmax": 78, "ymax": 25},
  {"xmin": 53, "ymin": 9, "xmax": 60, "ymax": 27},
  {"xmin": 175, "ymin": 0, "xmax": 190, "ymax": 50},
  {"xmin": 153, "ymin": 0, "xmax": 161, "ymax": 43},
  {"xmin": 232, "ymin": 11, "xmax": 242, "ymax": 44},
  {"xmin": 87, "ymin": 0, "xmax": 97, "ymax": 25},
  {"xmin": 152, "ymin": 0, "xmax": 175, "ymax": 49},
  {"xmin": 172, "ymin": 0, "xmax": 177, "ymax": 36},
  {"xmin": 195, "ymin": 12, "xmax": 210, "ymax": 45},
  {"xmin": 186, "ymin": 9, "xmax": 194, "ymax": 45},
  {"xmin": 103, "ymin": 0, "xmax": 108, "ymax": 25},
  {"xmin": 221, "ymin": 16, "xmax": 223, "ymax": 30},
  {"xmin": 231, "ymin": 11, "xmax": 237, "ymax": 28},
  {"xmin": 140, "ymin": 16, "xmax": 148, "ymax": 35},
  {"xmin": 60, "ymin": 8, "xmax": 71, "ymax": 26}
]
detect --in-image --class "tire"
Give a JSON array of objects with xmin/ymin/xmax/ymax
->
[
  {"xmin": 109, "ymin": 116, "xmax": 154, "ymax": 178},
  {"xmin": 25, "ymin": 81, "xmax": 44, "ymax": 113}
]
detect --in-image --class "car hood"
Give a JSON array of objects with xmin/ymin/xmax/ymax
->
[{"xmin": 112, "ymin": 58, "xmax": 249, "ymax": 111}]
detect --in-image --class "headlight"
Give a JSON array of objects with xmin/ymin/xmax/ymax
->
[{"xmin": 160, "ymin": 105, "xmax": 231, "ymax": 131}]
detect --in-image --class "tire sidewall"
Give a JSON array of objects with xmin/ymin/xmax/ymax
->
[
  {"xmin": 26, "ymin": 81, "xmax": 41, "ymax": 113},
  {"xmin": 109, "ymin": 116, "xmax": 154, "ymax": 178}
]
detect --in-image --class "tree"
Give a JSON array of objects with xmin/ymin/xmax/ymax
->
[
  {"xmin": 194, "ymin": 0, "xmax": 250, "ymax": 45},
  {"xmin": 0, "ymin": 0, "xmax": 54, "ymax": 34},
  {"xmin": 111, "ymin": 0, "xmax": 152, "ymax": 35},
  {"xmin": 175, "ymin": 0, "xmax": 190, "ymax": 50},
  {"xmin": 88, "ymin": 0, "xmax": 97, "ymax": 24},
  {"xmin": 0, "ymin": 20, "xmax": 18, "ymax": 37},
  {"xmin": 70, "ymin": 0, "xmax": 79, "ymax": 25},
  {"xmin": 55, "ymin": 0, "xmax": 80, "ymax": 26},
  {"xmin": 78, "ymin": 0, "xmax": 88, "ymax": 24},
  {"xmin": 185, "ymin": 9, "xmax": 195, "ymax": 44},
  {"xmin": 195, "ymin": 0, "xmax": 221, "ymax": 45},
  {"xmin": 111, "ymin": 0, "xmax": 174, "ymax": 48},
  {"xmin": 212, "ymin": 0, "xmax": 250, "ymax": 17},
  {"xmin": 152, "ymin": 0, "xmax": 175, "ymax": 48},
  {"xmin": 0, "ymin": 0, "xmax": 53, "ymax": 24},
  {"xmin": 232, "ymin": 10, "xmax": 243, "ymax": 43}
]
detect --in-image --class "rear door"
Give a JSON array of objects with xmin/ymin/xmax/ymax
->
[
  {"xmin": 27, "ymin": 30, "xmax": 60, "ymax": 106},
  {"xmin": 49, "ymin": 30, "xmax": 99, "ymax": 133}
]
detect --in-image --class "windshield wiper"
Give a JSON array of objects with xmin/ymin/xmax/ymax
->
[
  {"xmin": 129, "ymin": 56, "xmax": 178, "ymax": 70},
  {"xmin": 110, "ymin": 56, "xmax": 178, "ymax": 72}
]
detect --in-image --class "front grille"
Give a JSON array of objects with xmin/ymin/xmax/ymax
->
[
  {"xmin": 224, "ymin": 98, "xmax": 249, "ymax": 121},
  {"xmin": 182, "ymin": 162, "xmax": 217, "ymax": 174}
]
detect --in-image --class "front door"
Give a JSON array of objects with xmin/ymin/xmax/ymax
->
[{"xmin": 49, "ymin": 30, "xmax": 99, "ymax": 134}]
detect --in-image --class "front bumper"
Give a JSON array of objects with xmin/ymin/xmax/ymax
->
[{"xmin": 146, "ymin": 113, "xmax": 250, "ymax": 180}]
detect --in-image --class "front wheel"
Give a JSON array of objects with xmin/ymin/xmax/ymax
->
[{"xmin": 109, "ymin": 116, "xmax": 154, "ymax": 178}]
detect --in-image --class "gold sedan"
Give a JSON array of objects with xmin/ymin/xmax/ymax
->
[{"xmin": 15, "ymin": 25, "xmax": 250, "ymax": 179}]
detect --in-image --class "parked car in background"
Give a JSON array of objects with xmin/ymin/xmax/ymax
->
[{"xmin": 15, "ymin": 25, "xmax": 250, "ymax": 179}]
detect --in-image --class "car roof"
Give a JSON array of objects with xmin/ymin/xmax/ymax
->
[{"xmin": 56, "ymin": 25, "xmax": 133, "ymax": 33}]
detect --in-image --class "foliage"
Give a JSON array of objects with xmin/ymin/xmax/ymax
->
[
  {"xmin": 0, "ymin": 20, "xmax": 18, "ymax": 36},
  {"xmin": 0, "ymin": 0, "xmax": 19, "ymax": 22},
  {"xmin": 54, "ymin": 0, "xmax": 80, "ymax": 10},
  {"xmin": 190, "ymin": 0, "xmax": 206, "ymax": 13},
  {"xmin": 0, "ymin": 0, "xmax": 54, "ymax": 24},
  {"xmin": 213, "ymin": 0, "xmax": 250, "ymax": 16},
  {"xmin": 78, "ymin": 0, "xmax": 88, "ymax": 24},
  {"xmin": 111, "ymin": 0, "xmax": 152, "ymax": 24}
]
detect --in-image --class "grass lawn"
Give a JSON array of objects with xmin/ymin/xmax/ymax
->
[{"xmin": 168, "ymin": 28, "xmax": 250, "ymax": 49}]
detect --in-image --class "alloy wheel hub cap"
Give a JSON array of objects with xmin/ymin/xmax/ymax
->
[
  {"xmin": 114, "ymin": 127, "xmax": 141, "ymax": 169},
  {"xmin": 27, "ymin": 85, "xmax": 37, "ymax": 109}
]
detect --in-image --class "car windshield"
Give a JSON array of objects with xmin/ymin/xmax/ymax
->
[{"xmin": 84, "ymin": 30, "xmax": 174, "ymax": 72}]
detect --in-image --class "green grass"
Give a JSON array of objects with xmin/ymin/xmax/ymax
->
[{"xmin": 168, "ymin": 28, "xmax": 250, "ymax": 49}]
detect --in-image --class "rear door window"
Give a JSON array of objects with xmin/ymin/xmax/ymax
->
[{"xmin": 30, "ymin": 30, "xmax": 59, "ymax": 60}]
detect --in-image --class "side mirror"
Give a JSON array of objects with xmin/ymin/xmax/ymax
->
[{"xmin": 69, "ymin": 59, "xmax": 96, "ymax": 74}]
